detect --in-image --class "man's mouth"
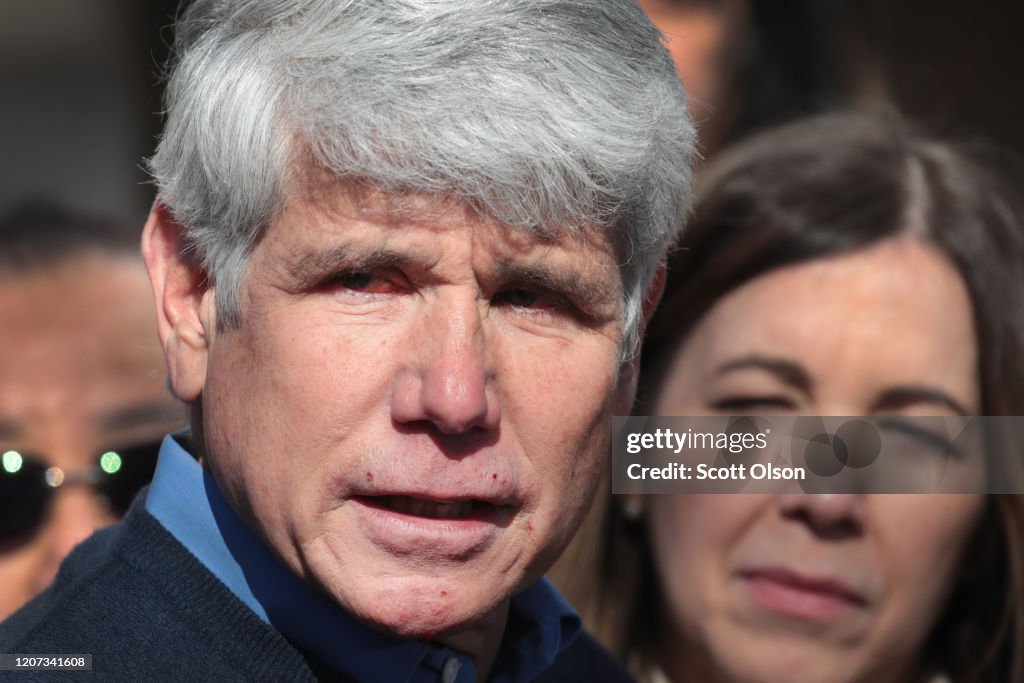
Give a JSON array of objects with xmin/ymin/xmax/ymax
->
[
  {"xmin": 349, "ymin": 490, "xmax": 518, "ymax": 556},
  {"xmin": 359, "ymin": 495, "xmax": 485, "ymax": 520}
]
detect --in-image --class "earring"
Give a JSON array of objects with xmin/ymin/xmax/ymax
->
[{"xmin": 622, "ymin": 497, "xmax": 644, "ymax": 522}]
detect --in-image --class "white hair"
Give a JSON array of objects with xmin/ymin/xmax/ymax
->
[{"xmin": 149, "ymin": 0, "xmax": 695, "ymax": 358}]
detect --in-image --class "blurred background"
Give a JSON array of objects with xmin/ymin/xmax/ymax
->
[
  {"xmin": 0, "ymin": 0, "xmax": 177, "ymax": 222},
  {"xmin": 0, "ymin": 0, "xmax": 1022, "ymax": 226}
]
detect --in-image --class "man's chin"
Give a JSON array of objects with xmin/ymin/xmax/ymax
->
[{"xmin": 333, "ymin": 575, "xmax": 510, "ymax": 641}]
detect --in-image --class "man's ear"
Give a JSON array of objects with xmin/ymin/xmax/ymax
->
[
  {"xmin": 141, "ymin": 202, "xmax": 216, "ymax": 402},
  {"xmin": 614, "ymin": 264, "xmax": 668, "ymax": 415}
]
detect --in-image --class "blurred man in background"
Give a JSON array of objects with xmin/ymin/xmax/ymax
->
[{"xmin": 0, "ymin": 202, "xmax": 183, "ymax": 619}]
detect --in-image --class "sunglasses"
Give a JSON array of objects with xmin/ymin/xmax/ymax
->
[{"xmin": 0, "ymin": 441, "xmax": 161, "ymax": 542}]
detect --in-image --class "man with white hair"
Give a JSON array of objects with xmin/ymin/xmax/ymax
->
[{"xmin": 0, "ymin": 1, "xmax": 694, "ymax": 680}]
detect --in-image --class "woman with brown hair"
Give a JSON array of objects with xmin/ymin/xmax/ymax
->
[{"xmin": 552, "ymin": 113, "xmax": 1024, "ymax": 683}]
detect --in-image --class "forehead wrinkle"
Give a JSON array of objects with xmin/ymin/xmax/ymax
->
[
  {"xmin": 280, "ymin": 181, "xmax": 622, "ymax": 307},
  {"xmin": 289, "ymin": 167, "xmax": 473, "ymax": 233}
]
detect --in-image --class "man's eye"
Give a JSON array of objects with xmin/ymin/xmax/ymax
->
[
  {"xmin": 496, "ymin": 289, "xmax": 542, "ymax": 308},
  {"xmin": 337, "ymin": 272, "xmax": 374, "ymax": 291},
  {"xmin": 325, "ymin": 271, "xmax": 407, "ymax": 295}
]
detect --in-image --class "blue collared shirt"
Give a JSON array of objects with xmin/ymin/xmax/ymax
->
[{"xmin": 145, "ymin": 433, "xmax": 581, "ymax": 683}]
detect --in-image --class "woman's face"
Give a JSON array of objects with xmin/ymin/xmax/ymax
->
[{"xmin": 649, "ymin": 239, "xmax": 985, "ymax": 683}]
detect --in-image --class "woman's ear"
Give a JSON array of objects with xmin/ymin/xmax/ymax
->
[{"xmin": 141, "ymin": 202, "xmax": 215, "ymax": 402}]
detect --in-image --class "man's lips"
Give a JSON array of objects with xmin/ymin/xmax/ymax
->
[
  {"xmin": 354, "ymin": 494, "xmax": 513, "ymax": 522},
  {"xmin": 348, "ymin": 490, "xmax": 519, "ymax": 559},
  {"xmin": 739, "ymin": 567, "xmax": 868, "ymax": 621}
]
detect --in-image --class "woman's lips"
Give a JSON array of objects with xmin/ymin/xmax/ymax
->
[{"xmin": 739, "ymin": 567, "xmax": 868, "ymax": 621}]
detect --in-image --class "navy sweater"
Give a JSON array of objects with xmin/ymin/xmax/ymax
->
[{"xmin": 0, "ymin": 501, "xmax": 633, "ymax": 682}]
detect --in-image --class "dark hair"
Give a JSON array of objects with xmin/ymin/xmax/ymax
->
[
  {"xmin": 0, "ymin": 200, "xmax": 141, "ymax": 272},
  {"xmin": 553, "ymin": 113, "xmax": 1024, "ymax": 682},
  {"xmin": 684, "ymin": 0, "xmax": 871, "ymax": 154},
  {"xmin": 728, "ymin": 0, "xmax": 854, "ymax": 141},
  {"xmin": 641, "ymin": 113, "xmax": 1024, "ymax": 417}
]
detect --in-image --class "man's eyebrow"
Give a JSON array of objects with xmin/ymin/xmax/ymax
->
[
  {"xmin": 287, "ymin": 243, "xmax": 412, "ymax": 289},
  {"xmin": 873, "ymin": 387, "xmax": 970, "ymax": 416},
  {"xmin": 99, "ymin": 403, "xmax": 186, "ymax": 432},
  {"xmin": 714, "ymin": 355, "xmax": 813, "ymax": 395},
  {"xmin": 494, "ymin": 260, "xmax": 618, "ymax": 312}
]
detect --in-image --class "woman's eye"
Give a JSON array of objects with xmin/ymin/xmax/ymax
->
[
  {"xmin": 876, "ymin": 418, "xmax": 963, "ymax": 460},
  {"xmin": 709, "ymin": 396, "xmax": 795, "ymax": 413}
]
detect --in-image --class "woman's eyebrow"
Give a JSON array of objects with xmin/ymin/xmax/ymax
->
[
  {"xmin": 872, "ymin": 387, "xmax": 970, "ymax": 416},
  {"xmin": 713, "ymin": 355, "xmax": 812, "ymax": 394}
]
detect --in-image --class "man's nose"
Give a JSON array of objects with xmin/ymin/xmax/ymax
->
[
  {"xmin": 390, "ymin": 297, "xmax": 500, "ymax": 434},
  {"xmin": 35, "ymin": 488, "xmax": 113, "ymax": 592},
  {"xmin": 777, "ymin": 493, "xmax": 865, "ymax": 540}
]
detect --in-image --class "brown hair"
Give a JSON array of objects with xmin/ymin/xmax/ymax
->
[{"xmin": 551, "ymin": 113, "xmax": 1024, "ymax": 682}]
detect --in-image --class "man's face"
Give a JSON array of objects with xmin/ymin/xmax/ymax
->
[
  {"xmin": 176, "ymin": 187, "xmax": 628, "ymax": 638},
  {"xmin": 0, "ymin": 255, "xmax": 182, "ymax": 620}
]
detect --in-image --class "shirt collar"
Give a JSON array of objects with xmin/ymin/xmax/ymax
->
[{"xmin": 145, "ymin": 432, "xmax": 580, "ymax": 682}]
